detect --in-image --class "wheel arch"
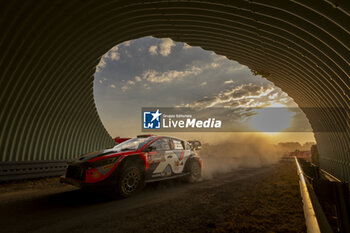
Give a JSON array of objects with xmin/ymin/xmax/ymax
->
[
  {"xmin": 118, "ymin": 154, "xmax": 145, "ymax": 171},
  {"xmin": 183, "ymin": 155, "xmax": 201, "ymax": 173}
]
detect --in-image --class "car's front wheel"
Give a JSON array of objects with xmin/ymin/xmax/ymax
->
[
  {"xmin": 117, "ymin": 165, "xmax": 144, "ymax": 198},
  {"xmin": 185, "ymin": 159, "xmax": 202, "ymax": 183}
]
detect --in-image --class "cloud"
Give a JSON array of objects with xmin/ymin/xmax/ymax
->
[
  {"xmin": 96, "ymin": 58, "xmax": 107, "ymax": 72},
  {"xmin": 187, "ymin": 83, "xmax": 276, "ymax": 108},
  {"xmin": 183, "ymin": 43, "xmax": 192, "ymax": 50},
  {"xmin": 211, "ymin": 62, "xmax": 219, "ymax": 68},
  {"xmin": 123, "ymin": 41, "xmax": 131, "ymax": 46},
  {"xmin": 110, "ymin": 52, "xmax": 120, "ymax": 60},
  {"xmin": 226, "ymin": 65, "xmax": 246, "ymax": 73},
  {"xmin": 148, "ymin": 38, "xmax": 176, "ymax": 56},
  {"xmin": 143, "ymin": 83, "xmax": 151, "ymax": 90},
  {"xmin": 159, "ymin": 38, "xmax": 176, "ymax": 56},
  {"xmin": 141, "ymin": 66, "xmax": 202, "ymax": 83},
  {"xmin": 135, "ymin": 76, "xmax": 142, "ymax": 82},
  {"xmin": 96, "ymin": 45, "xmax": 120, "ymax": 72},
  {"xmin": 127, "ymin": 80, "xmax": 135, "ymax": 85},
  {"xmin": 109, "ymin": 45, "xmax": 120, "ymax": 61},
  {"xmin": 109, "ymin": 84, "xmax": 116, "ymax": 88},
  {"xmin": 268, "ymin": 92, "xmax": 278, "ymax": 100},
  {"xmin": 149, "ymin": 45, "xmax": 158, "ymax": 55},
  {"xmin": 224, "ymin": 80, "xmax": 234, "ymax": 84},
  {"xmin": 124, "ymin": 49, "xmax": 132, "ymax": 58},
  {"xmin": 118, "ymin": 54, "xmax": 227, "ymax": 91},
  {"xmin": 121, "ymin": 85, "xmax": 129, "ymax": 92}
]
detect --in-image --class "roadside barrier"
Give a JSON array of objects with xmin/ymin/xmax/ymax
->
[
  {"xmin": 0, "ymin": 160, "xmax": 68, "ymax": 182},
  {"xmin": 296, "ymin": 157, "xmax": 350, "ymax": 233}
]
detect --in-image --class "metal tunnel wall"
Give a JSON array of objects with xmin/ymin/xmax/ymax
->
[{"xmin": 0, "ymin": 0, "xmax": 349, "ymax": 182}]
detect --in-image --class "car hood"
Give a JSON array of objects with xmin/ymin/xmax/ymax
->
[{"xmin": 72, "ymin": 149, "xmax": 126, "ymax": 163}]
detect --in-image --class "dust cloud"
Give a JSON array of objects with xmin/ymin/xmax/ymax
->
[{"xmin": 198, "ymin": 135, "xmax": 288, "ymax": 179}]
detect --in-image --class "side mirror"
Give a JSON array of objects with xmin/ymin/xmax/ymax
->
[{"xmin": 146, "ymin": 146, "xmax": 156, "ymax": 152}]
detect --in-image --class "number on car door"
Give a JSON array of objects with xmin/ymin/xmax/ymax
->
[{"xmin": 146, "ymin": 138, "xmax": 171, "ymax": 178}]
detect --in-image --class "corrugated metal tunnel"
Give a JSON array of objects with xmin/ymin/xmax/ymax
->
[{"xmin": 0, "ymin": 0, "xmax": 349, "ymax": 182}]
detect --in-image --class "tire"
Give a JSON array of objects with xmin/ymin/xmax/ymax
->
[
  {"xmin": 185, "ymin": 159, "xmax": 202, "ymax": 183},
  {"xmin": 116, "ymin": 165, "xmax": 145, "ymax": 198}
]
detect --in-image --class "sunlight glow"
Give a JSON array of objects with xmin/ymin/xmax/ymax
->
[{"xmin": 250, "ymin": 103, "xmax": 295, "ymax": 133}]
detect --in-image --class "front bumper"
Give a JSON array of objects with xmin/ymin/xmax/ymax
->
[
  {"xmin": 60, "ymin": 169, "xmax": 118, "ymax": 191},
  {"xmin": 60, "ymin": 175, "xmax": 84, "ymax": 188}
]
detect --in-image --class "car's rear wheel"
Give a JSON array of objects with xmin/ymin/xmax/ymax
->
[
  {"xmin": 185, "ymin": 160, "xmax": 202, "ymax": 183},
  {"xmin": 117, "ymin": 165, "xmax": 144, "ymax": 198}
]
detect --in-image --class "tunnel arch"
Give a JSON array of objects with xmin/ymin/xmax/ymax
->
[{"xmin": 0, "ymin": 0, "xmax": 349, "ymax": 182}]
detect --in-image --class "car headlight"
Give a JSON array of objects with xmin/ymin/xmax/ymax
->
[{"xmin": 89, "ymin": 157, "xmax": 119, "ymax": 168}]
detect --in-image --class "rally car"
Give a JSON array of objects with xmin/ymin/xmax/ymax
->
[{"xmin": 60, "ymin": 135, "xmax": 202, "ymax": 197}]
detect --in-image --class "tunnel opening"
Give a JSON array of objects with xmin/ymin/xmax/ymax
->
[{"xmin": 93, "ymin": 36, "xmax": 316, "ymax": 178}]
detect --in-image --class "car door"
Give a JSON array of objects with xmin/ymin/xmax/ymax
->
[
  {"xmin": 168, "ymin": 138, "xmax": 191, "ymax": 174},
  {"xmin": 146, "ymin": 137, "xmax": 172, "ymax": 178}
]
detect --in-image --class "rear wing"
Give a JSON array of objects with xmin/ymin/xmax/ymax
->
[{"xmin": 188, "ymin": 140, "xmax": 202, "ymax": 150}]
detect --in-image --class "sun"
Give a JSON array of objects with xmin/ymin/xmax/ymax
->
[{"xmin": 250, "ymin": 103, "xmax": 295, "ymax": 133}]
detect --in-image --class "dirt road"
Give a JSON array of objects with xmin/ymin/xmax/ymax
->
[{"xmin": 0, "ymin": 162, "xmax": 305, "ymax": 233}]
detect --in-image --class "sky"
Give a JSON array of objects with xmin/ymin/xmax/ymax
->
[{"xmin": 94, "ymin": 36, "xmax": 315, "ymax": 144}]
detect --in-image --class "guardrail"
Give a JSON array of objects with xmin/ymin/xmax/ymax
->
[
  {"xmin": 296, "ymin": 157, "xmax": 350, "ymax": 233},
  {"xmin": 0, "ymin": 160, "xmax": 68, "ymax": 182},
  {"xmin": 295, "ymin": 157, "xmax": 322, "ymax": 233}
]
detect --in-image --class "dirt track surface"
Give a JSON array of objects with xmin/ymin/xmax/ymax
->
[{"xmin": 0, "ymin": 162, "xmax": 306, "ymax": 233}]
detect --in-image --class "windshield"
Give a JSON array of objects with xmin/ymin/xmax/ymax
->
[{"xmin": 111, "ymin": 137, "xmax": 153, "ymax": 152}]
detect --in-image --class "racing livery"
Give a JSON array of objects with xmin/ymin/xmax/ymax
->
[{"xmin": 60, "ymin": 135, "xmax": 202, "ymax": 197}]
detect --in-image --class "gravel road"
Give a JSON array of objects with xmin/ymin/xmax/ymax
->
[{"xmin": 0, "ymin": 162, "xmax": 305, "ymax": 233}]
